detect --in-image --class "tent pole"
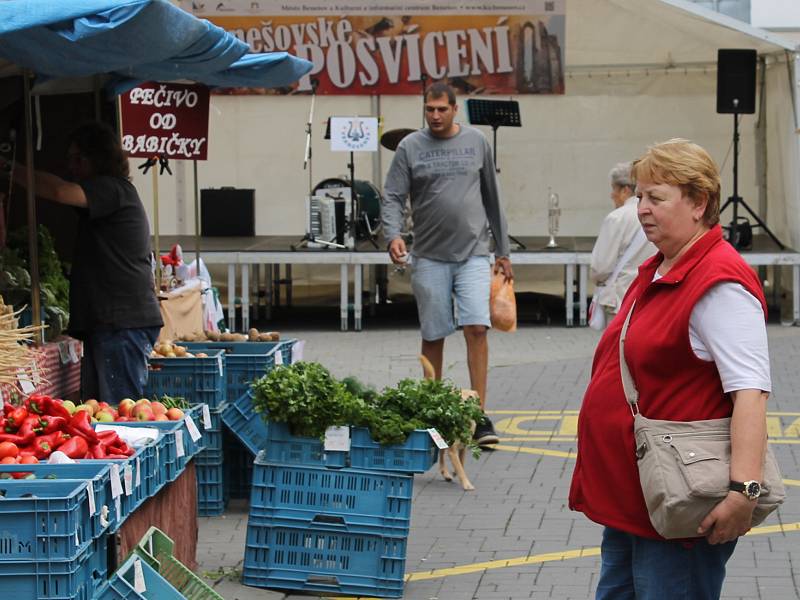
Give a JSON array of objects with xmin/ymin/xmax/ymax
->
[
  {"xmin": 193, "ymin": 160, "xmax": 200, "ymax": 271},
  {"xmin": 23, "ymin": 72, "xmax": 42, "ymax": 345},
  {"xmin": 152, "ymin": 168, "xmax": 161, "ymax": 289}
]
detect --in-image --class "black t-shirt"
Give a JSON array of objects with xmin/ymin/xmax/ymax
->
[{"xmin": 68, "ymin": 176, "xmax": 163, "ymax": 338}]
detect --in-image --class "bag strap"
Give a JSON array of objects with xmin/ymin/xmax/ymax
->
[
  {"xmin": 618, "ymin": 300, "xmax": 640, "ymax": 416},
  {"xmin": 604, "ymin": 228, "xmax": 649, "ymax": 291}
]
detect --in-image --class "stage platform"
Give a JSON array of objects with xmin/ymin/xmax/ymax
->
[{"xmin": 157, "ymin": 235, "xmax": 800, "ymax": 331}]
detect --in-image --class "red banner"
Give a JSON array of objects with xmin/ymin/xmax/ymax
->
[
  {"xmin": 119, "ymin": 83, "xmax": 210, "ymax": 160},
  {"xmin": 180, "ymin": 0, "xmax": 565, "ymax": 96}
]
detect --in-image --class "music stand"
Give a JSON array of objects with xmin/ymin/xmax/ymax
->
[
  {"xmin": 465, "ymin": 99, "xmax": 526, "ymax": 250},
  {"xmin": 465, "ymin": 99, "xmax": 521, "ymax": 173}
]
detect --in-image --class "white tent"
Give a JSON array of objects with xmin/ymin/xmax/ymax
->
[{"xmin": 138, "ymin": 0, "xmax": 800, "ymax": 248}]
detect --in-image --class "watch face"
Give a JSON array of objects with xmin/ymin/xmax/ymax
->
[{"xmin": 746, "ymin": 481, "xmax": 761, "ymax": 498}]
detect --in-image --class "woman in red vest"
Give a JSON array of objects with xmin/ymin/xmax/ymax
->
[{"xmin": 570, "ymin": 139, "xmax": 771, "ymax": 599}]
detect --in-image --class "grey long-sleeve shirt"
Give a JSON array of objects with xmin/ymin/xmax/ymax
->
[{"xmin": 382, "ymin": 125, "xmax": 510, "ymax": 262}]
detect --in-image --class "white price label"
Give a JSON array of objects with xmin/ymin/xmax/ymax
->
[
  {"xmin": 17, "ymin": 369, "xmax": 35, "ymax": 394},
  {"xmin": 184, "ymin": 415, "xmax": 202, "ymax": 442},
  {"xmin": 175, "ymin": 430, "xmax": 185, "ymax": 457},
  {"xmin": 291, "ymin": 340, "xmax": 305, "ymax": 364},
  {"xmin": 274, "ymin": 350, "xmax": 283, "ymax": 365},
  {"xmin": 75, "ymin": 531, "xmax": 80, "ymax": 547},
  {"xmin": 324, "ymin": 426, "xmax": 350, "ymax": 452},
  {"xmin": 123, "ymin": 464, "xmax": 133, "ymax": 497},
  {"xmin": 31, "ymin": 363, "xmax": 41, "ymax": 386},
  {"xmin": 217, "ymin": 354, "xmax": 224, "ymax": 376},
  {"xmin": 57, "ymin": 341, "xmax": 70, "ymax": 364},
  {"xmin": 155, "ymin": 443, "xmax": 160, "ymax": 464},
  {"xmin": 133, "ymin": 558, "xmax": 147, "ymax": 593},
  {"xmin": 87, "ymin": 481, "xmax": 96, "ymax": 516},
  {"xmin": 135, "ymin": 456, "xmax": 141, "ymax": 487},
  {"xmin": 114, "ymin": 496, "xmax": 121, "ymax": 519},
  {"xmin": 68, "ymin": 342, "xmax": 80, "ymax": 364},
  {"xmin": 202, "ymin": 404, "xmax": 212, "ymax": 429},
  {"xmin": 427, "ymin": 428, "xmax": 449, "ymax": 450},
  {"xmin": 110, "ymin": 464, "xmax": 123, "ymax": 498}
]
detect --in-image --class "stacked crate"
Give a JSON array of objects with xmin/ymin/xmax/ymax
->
[{"xmin": 144, "ymin": 351, "xmax": 224, "ymax": 516}]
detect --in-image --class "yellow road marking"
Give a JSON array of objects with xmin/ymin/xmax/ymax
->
[
  {"xmin": 493, "ymin": 444, "xmax": 577, "ymax": 459},
  {"xmin": 783, "ymin": 479, "xmax": 800, "ymax": 486},
  {"xmin": 326, "ymin": 521, "xmax": 800, "ymax": 598}
]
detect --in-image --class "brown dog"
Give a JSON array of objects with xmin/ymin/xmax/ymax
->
[{"xmin": 419, "ymin": 355, "xmax": 476, "ymax": 491}]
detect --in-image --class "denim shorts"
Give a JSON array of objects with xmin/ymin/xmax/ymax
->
[{"xmin": 410, "ymin": 255, "xmax": 491, "ymax": 341}]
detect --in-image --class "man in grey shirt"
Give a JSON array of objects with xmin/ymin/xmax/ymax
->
[{"xmin": 382, "ymin": 82, "xmax": 513, "ymax": 446}]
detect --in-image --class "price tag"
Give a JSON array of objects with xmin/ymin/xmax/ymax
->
[
  {"xmin": 135, "ymin": 457, "xmax": 141, "ymax": 487},
  {"xmin": 31, "ymin": 362, "xmax": 41, "ymax": 386},
  {"xmin": 133, "ymin": 558, "xmax": 147, "ymax": 593},
  {"xmin": 110, "ymin": 464, "xmax": 123, "ymax": 498},
  {"xmin": 175, "ymin": 430, "xmax": 185, "ymax": 457},
  {"xmin": 68, "ymin": 342, "xmax": 80, "ymax": 364},
  {"xmin": 324, "ymin": 426, "xmax": 350, "ymax": 452},
  {"xmin": 114, "ymin": 496, "xmax": 121, "ymax": 519},
  {"xmin": 217, "ymin": 354, "xmax": 223, "ymax": 377},
  {"xmin": 123, "ymin": 464, "xmax": 133, "ymax": 496},
  {"xmin": 155, "ymin": 443, "xmax": 160, "ymax": 464},
  {"xmin": 202, "ymin": 404, "xmax": 212, "ymax": 429},
  {"xmin": 291, "ymin": 340, "xmax": 305, "ymax": 364},
  {"xmin": 57, "ymin": 341, "xmax": 70, "ymax": 364},
  {"xmin": 184, "ymin": 415, "xmax": 202, "ymax": 442},
  {"xmin": 75, "ymin": 531, "xmax": 80, "ymax": 547},
  {"xmin": 17, "ymin": 369, "xmax": 35, "ymax": 394},
  {"xmin": 427, "ymin": 428, "xmax": 449, "ymax": 450},
  {"xmin": 87, "ymin": 481, "xmax": 96, "ymax": 515},
  {"xmin": 274, "ymin": 350, "xmax": 283, "ymax": 366}
]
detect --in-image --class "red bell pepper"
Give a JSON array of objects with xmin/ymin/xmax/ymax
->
[
  {"xmin": 30, "ymin": 436, "xmax": 56, "ymax": 460},
  {"xmin": 38, "ymin": 415, "xmax": 67, "ymax": 434},
  {"xmin": 3, "ymin": 402, "xmax": 15, "ymax": 417},
  {"xmin": 45, "ymin": 400, "xmax": 72, "ymax": 421},
  {"xmin": 25, "ymin": 394, "xmax": 50, "ymax": 415},
  {"xmin": 103, "ymin": 454, "xmax": 130, "ymax": 459},
  {"xmin": 6, "ymin": 406, "xmax": 28, "ymax": 430},
  {"xmin": 0, "ymin": 432, "xmax": 33, "ymax": 444},
  {"xmin": 58, "ymin": 436, "xmax": 89, "ymax": 459},
  {"xmin": 89, "ymin": 443, "xmax": 107, "ymax": 459},
  {"xmin": 66, "ymin": 411, "xmax": 98, "ymax": 443},
  {"xmin": 96, "ymin": 430, "xmax": 121, "ymax": 446}
]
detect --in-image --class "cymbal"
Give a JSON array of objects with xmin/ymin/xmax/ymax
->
[{"xmin": 380, "ymin": 128, "xmax": 416, "ymax": 151}]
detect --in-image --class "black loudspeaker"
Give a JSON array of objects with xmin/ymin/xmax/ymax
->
[
  {"xmin": 716, "ymin": 49, "xmax": 757, "ymax": 114},
  {"xmin": 201, "ymin": 188, "xmax": 255, "ymax": 236}
]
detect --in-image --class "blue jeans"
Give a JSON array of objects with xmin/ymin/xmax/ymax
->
[
  {"xmin": 81, "ymin": 327, "xmax": 160, "ymax": 403},
  {"xmin": 596, "ymin": 527, "xmax": 737, "ymax": 600}
]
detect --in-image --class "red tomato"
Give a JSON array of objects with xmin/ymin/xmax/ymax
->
[
  {"xmin": 0, "ymin": 442, "xmax": 19, "ymax": 459},
  {"xmin": 18, "ymin": 455, "xmax": 39, "ymax": 464},
  {"xmin": 0, "ymin": 456, "xmax": 16, "ymax": 464}
]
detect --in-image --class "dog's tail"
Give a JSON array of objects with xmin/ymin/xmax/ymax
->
[{"xmin": 419, "ymin": 354, "xmax": 436, "ymax": 380}]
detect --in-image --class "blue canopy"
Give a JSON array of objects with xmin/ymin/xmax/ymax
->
[{"xmin": 0, "ymin": 0, "xmax": 313, "ymax": 93}]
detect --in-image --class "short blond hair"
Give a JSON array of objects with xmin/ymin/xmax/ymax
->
[{"xmin": 631, "ymin": 138, "xmax": 720, "ymax": 226}]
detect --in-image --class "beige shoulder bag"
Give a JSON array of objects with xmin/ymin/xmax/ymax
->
[{"xmin": 619, "ymin": 301, "xmax": 785, "ymax": 539}]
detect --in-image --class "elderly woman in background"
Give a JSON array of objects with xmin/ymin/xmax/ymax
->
[
  {"xmin": 589, "ymin": 162, "xmax": 656, "ymax": 325},
  {"xmin": 571, "ymin": 139, "xmax": 772, "ymax": 599}
]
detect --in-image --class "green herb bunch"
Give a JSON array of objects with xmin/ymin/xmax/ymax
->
[{"xmin": 251, "ymin": 362, "xmax": 484, "ymax": 455}]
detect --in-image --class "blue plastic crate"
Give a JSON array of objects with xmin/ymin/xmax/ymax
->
[
  {"xmin": 349, "ymin": 427, "xmax": 438, "ymax": 474},
  {"xmin": 249, "ymin": 459, "xmax": 413, "ymax": 536},
  {"xmin": 224, "ymin": 430, "xmax": 253, "ymax": 499},
  {"xmin": 178, "ymin": 341, "xmax": 295, "ymax": 402},
  {"xmin": 197, "ymin": 499, "xmax": 227, "ymax": 517},
  {"xmin": 243, "ymin": 520, "xmax": 406, "ymax": 598},
  {"xmin": 144, "ymin": 350, "xmax": 225, "ymax": 408},
  {"xmin": 197, "ymin": 464, "xmax": 225, "ymax": 503},
  {"xmin": 0, "ymin": 463, "xmax": 112, "ymax": 538},
  {"xmin": 195, "ymin": 405, "xmax": 224, "ymax": 464},
  {"xmin": 94, "ymin": 554, "xmax": 184, "ymax": 599},
  {"xmin": 0, "ymin": 534, "xmax": 108, "ymax": 599},
  {"xmin": 0, "ymin": 479, "xmax": 94, "ymax": 561},
  {"xmin": 121, "ymin": 405, "xmax": 206, "ymax": 479}
]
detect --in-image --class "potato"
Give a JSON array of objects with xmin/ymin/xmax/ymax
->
[
  {"xmin": 195, "ymin": 352, "xmax": 208, "ymax": 358},
  {"xmin": 165, "ymin": 351, "xmax": 176, "ymax": 358},
  {"xmin": 266, "ymin": 332, "xmax": 280, "ymax": 341},
  {"xmin": 206, "ymin": 330, "xmax": 221, "ymax": 341},
  {"xmin": 248, "ymin": 328, "xmax": 259, "ymax": 341},
  {"xmin": 234, "ymin": 333, "xmax": 248, "ymax": 342},
  {"xmin": 257, "ymin": 333, "xmax": 273, "ymax": 342},
  {"xmin": 220, "ymin": 332, "xmax": 235, "ymax": 341},
  {"xmin": 174, "ymin": 346, "xmax": 187, "ymax": 357},
  {"xmin": 184, "ymin": 352, "xmax": 195, "ymax": 358}
]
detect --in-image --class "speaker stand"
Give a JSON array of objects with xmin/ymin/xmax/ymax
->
[{"xmin": 720, "ymin": 111, "xmax": 784, "ymax": 250}]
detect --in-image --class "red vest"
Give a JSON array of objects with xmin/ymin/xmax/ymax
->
[{"xmin": 569, "ymin": 226, "xmax": 766, "ymax": 539}]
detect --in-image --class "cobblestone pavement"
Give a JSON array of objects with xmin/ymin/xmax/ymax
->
[{"xmin": 198, "ymin": 324, "xmax": 800, "ymax": 600}]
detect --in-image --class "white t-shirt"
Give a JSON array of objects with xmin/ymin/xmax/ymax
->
[{"xmin": 651, "ymin": 274, "xmax": 771, "ymax": 393}]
